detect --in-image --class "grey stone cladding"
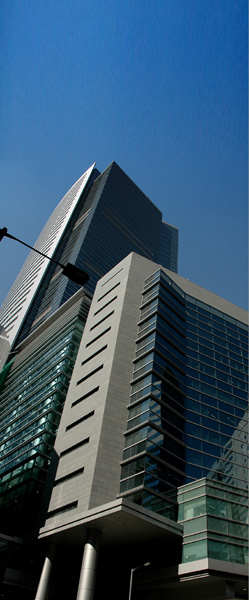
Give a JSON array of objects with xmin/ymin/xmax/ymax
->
[{"xmin": 42, "ymin": 253, "xmax": 157, "ymax": 531}]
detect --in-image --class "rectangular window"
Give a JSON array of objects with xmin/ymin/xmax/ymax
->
[
  {"xmin": 54, "ymin": 468, "xmax": 84, "ymax": 486},
  {"xmin": 60, "ymin": 437, "xmax": 90, "ymax": 456},
  {"xmin": 90, "ymin": 311, "xmax": 114, "ymax": 331},
  {"xmin": 77, "ymin": 365, "xmax": 103, "ymax": 386},
  {"xmin": 81, "ymin": 346, "xmax": 107, "ymax": 366},
  {"xmin": 94, "ymin": 296, "xmax": 117, "ymax": 316},
  {"xmin": 47, "ymin": 501, "xmax": 78, "ymax": 518},
  {"xmin": 86, "ymin": 327, "xmax": 111, "ymax": 347},
  {"xmin": 97, "ymin": 282, "xmax": 120, "ymax": 302},
  {"xmin": 101, "ymin": 268, "xmax": 123, "ymax": 286},
  {"xmin": 66, "ymin": 411, "xmax": 94, "ymax": 431},
  {"xmin": 71, "ymin": 386, "xmax": 99, "ymax": 408}
]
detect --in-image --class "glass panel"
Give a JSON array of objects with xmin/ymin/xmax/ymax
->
[
  {"xmin": 183, "ymin": 539, "xmax": 208, "ymax": 562},
  {"xmin": 208, "ymin": 540, "xmax": 229, "ymax": 561},
  {"xmin": 184, "ymin": 516, "xmax": 206, "ymax": 535},
  {"xmin": 179, "ymin": 496, "xmax": 206, "ymax": 520}
]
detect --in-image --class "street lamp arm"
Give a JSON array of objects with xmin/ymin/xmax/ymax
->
[
  {"xmin": 0, "ymin": 227, "xmax": 64, "ymax": 268},
  {"xmin": 128, "ymin": 561, "xmax": 150, "ymax": 600},
  {"xmin": 0, "ymin": 227, "xmax": 89, "ymax": 287}
]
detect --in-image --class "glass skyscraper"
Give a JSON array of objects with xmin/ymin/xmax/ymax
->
[
  {"xmin": 0, "ymin": 158, "xmax": 247, "ymax": 600},
  {"xmin": 118, "ymin": 266, "xmax": 248, "ymax": 568},
  {"xmin": 0, "ymin": 161, "xmax": 178, "ymax": 353},
  {"xmin": 35, "ymin": 253, "xmax": 247, "ymax": 600}
]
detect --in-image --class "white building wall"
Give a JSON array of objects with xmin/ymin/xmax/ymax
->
[
  {"xmin": 0, "ymin": 164, "xmax": 95, "ymax": 349},
  {"xmin": 43, "ymin": 253, "xmax": 156, "ymax": 531}
]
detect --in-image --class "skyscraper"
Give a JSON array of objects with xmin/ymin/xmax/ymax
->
[
  {"xmin": 0, "ymin": 161, "xmax": 178, "ymax": 353},
  {"xmin": 0, "ymin": 164, "xmax": 247, "ymax": 600},
  {"xmin": 0, "ymin": 162, "xmax": 179, "ymax": 599},
  {"xmin": 37, "ymin": 253, "xmax": 247, "ymax": 600}
]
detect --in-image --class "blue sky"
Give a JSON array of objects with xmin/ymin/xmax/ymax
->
[{"xmin": 0, "ymin": 0, "xmax": 248, "ymax": 309}]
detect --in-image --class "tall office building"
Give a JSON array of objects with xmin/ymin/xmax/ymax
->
[
  {"xmin": 0, "ymin": 288, "xmax": 91, "ymax": 536},
  {"xmin": 0, "ymin": 162, "xmax": 178, "ymax": 598},
  {"xmin": 34, "ymin": 253, "xmax": 247, "ymax": 600},
  {"xmin": 0, "ymin": 162, "xmax": 247, "ymax": 599},
  {"xmin": 0, "ymin": 161, "xmax": 178, "ymax": 353}
]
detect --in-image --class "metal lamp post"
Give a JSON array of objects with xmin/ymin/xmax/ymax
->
[
  {"xmin": 128, "ymin": 562, "xmax": 150, "ymax": 600},
  {"xmin": 0, "ymin": 227, "xmax": 89, "ymax": 287}
]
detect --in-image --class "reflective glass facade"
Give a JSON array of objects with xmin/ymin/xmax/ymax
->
[
  {"xmin": 157, "ymin": 221, "xmax": 179, "ymax": 273},
  {"xmin": 0, "ymin": 294, "xmax": 89, "ymax": 535},
  {"xmin": 178, "ymin": 479, "xmax": 248, "ymax": 565},
  {"xmin": 119, "ymin": 268, "xmax": 248, "ymax": 564},
  {"xmin": 184, "ymin": 299, "xmax": 248, "ymax": 489},
  {"xmin": 0, "ymin": 161, "xmax": 178, "ymax": 352},
  {"xmin": 120, "ymin": 269, "xmax": 186, "ymax": 521}
]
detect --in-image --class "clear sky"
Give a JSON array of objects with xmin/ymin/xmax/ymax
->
[{"xmin": 0, "ymin": 0, "xmax": 248, "ymax": 310}]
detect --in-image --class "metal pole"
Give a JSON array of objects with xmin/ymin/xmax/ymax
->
[
  {"xmin": 128, "ymin": 568, "xmax": 134, "ymax": 600},
  {"xmin": 128, "ymin": 562, "xmax": 150, "ymax": 600},
  {"xmin": 0, "ymin": 227, "xmax": 89, "ymax": 285},
  {"xmin": 1, "ymin": 228, "xmax": 64, "ymax": 267}
]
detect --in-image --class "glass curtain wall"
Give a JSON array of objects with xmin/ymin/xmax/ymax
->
[
  {"xmin": 0, "ymin": 312, "xmax": 86, "ymax": 535},
  {"xmin": 119, "ymin": 269, "xmax": 186, "ymax": 520}
]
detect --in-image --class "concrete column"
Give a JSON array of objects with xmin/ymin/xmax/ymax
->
[
  {"xmin": 76, "ymin": 530, "xmax": 102, "ymax": 600},
  {"xmin": 34, "ymin": 544, "xmax": 56, "ymax": 600}
]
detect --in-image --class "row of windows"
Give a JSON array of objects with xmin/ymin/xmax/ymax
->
[
  {"xmin": 0, "ymin": 392, "xmax": 63, "ymax": 442},
  {"xmin": 187, "ymin": 389, "xmax": 246, "ymax": 420},
  {"xmin": 136, "ymin": 331, "xmax": 185, "ymax": 368},
  {"xmin": 187, "ymin": 340, "xmax": 247, "ymax": 366},
  {"xmin": 186, "ymin": 304, "xmax": 247, "ymax": 335},
  {"xmin": 187, "ymin": 356, "xmax": 247, "ymax": 380},
  {"xmin": 187, "ymin": 378, "xmax": 247, "ymax": 407},
  {"xmin": 138, "ymin": 313, "xmax": 185, "ymax": 347},
  {"xmin": 1, "ymin": 329, "xmax": 78, "ymax": 400},
  {"xmin": 1, "ymin": 433, "xmax": 54, "ymax": 473},
  {"xmin": 187, "ymin": 329, "xmax": 247, "ymax": 354},
  {"xmin": 0, "ymin": 369, "xmax": 71, "ymax": 426},
  {"xmin": 185, "ymin": 448, "xmax": 247, "ymax": 472},
  {"xmin": 184, "ymin": 420, "xmax": 247, "ymax": 448},
  {"xmin": 0, "ymin": 383, "xmax": 67, "ymax": 436},
  {"xmin": 0, "ymin": 415, "xmax": 59, "ymax": 457},
  {"xmin": 134, "ymin": 351, "xmax": 185, "ymax": 385},
  {"xmin": 0, "ymin": 406, "xmax": 61, "ymax": 449},
  {"xmin": 186, "ymin": 368, "xmax": 247, "ymax": 391},
  {"xmin": 186, "ymin": 398, "xmax": 247, "ymax": 428},
  {"xmin": 140, "ymin": 296, "xmax": 185, "ymax": 334},
  {"xmin": 186, "ymin": 315, "xmax": 248, "ymax": 342},
  {"xmin": 142, "ymin": 279, "xmax": 185, "ymax": 320}
]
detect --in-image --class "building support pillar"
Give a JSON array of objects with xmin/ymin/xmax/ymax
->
[
  {"xmin": 34, "ymin": 544, "xmax": 56, "ymax": 600},
  {"xmin": 76, "ymin": 529, "xmax": 102, "ymax": 600}
]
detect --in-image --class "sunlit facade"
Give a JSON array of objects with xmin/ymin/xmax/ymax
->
[{"xmin": 36, "ymin": 254, "xmax": 248, "ymax": 599}]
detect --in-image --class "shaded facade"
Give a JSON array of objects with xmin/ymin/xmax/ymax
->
[{"xmin": 0, "ymin": 290, "xmax": 91, "ymax": 538}]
